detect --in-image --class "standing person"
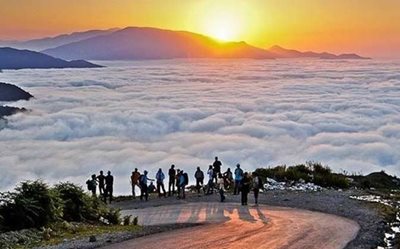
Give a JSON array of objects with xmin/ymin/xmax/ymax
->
[
  {"xmin": 130, "ymin": 168, "xmax": 141, "ymax": 198},
  {"xmin": 139, "ymin": 170, "xmax": 154, "ymax": 201},
  {"xmin": 178, "ymin": 170, "xmax": 188, "ymax": 199},
  {"xmin": 168, "ymin": 165, "xmax": 176, "ymax": 196},
  {"xmin": 97, "ymin": 171, "xmax": 105, "ymax": 196},
  {"xmin": 217, "ymin": 173, "xmax": 225, "ymax": 202},
  {"xmin": 240, "ymin": 172, "xmax": 251, "ymax": 206},
  {"xmin": 234, "ymin": 164, "xmax": 244, "ymax": 195},
  {"xmin": 194, "ymin": 167, "xmax": 204, "ymax": 195},
  {"xmin": 105, "ymin": 171, "xmax": 114, "ymax": 203},
  {"xmin": 206, "ymin": 165, "xmax": 214, "ymax": 195},
  {"xmin": 175, "ymin": 169, "xmax": 181, "ymax": 198},
  {"xmin": 212, "ymin": 157, "xmax": 222, "ymax": 184},
  {"xmin": 223, "ymin": 168, "xmax": 233, "ymax": 190},
  {"xmin": 252, "ymin": 172, "xmax": 263, "ymax": 205},
  {"xmin": 86, "ymin": 174, "xmax": 97, "ymax": 197},
  {"xmin": 155, "ymin": 168, "xmax": 167, "ymax": 198}
]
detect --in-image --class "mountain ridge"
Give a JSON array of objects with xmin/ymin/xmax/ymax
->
[{"xmin": 0, "ymin": 47, "xmax": 102, "ymax": 70}]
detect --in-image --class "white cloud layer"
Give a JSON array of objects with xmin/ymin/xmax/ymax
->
[{"xmin": 1, "ymin": 59, "xmax": 400, "ymax": 194}]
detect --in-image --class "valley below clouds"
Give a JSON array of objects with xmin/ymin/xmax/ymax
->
[{"xmin": 1, "ymin": 59, "xmax": 399, "ymax": 194}]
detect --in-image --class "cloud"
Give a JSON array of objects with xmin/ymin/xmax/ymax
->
[{"xmin": 0, "ymin": 59, "xmax": 399, "ymax": 194}]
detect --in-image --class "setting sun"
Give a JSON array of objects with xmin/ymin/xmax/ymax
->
[{"xmin": 205, "ymin": 12, "xmax": 241, "ymax": 41}]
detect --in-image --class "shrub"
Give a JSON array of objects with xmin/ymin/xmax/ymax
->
[
  {"xmin": 102, "ymin": 208, "xmax": 121, "ymax": 225},
  {"xmin": 54, "ymin": 182, "xmax": 86, "ymax": 222},
  {"xmin": 0, "ymin": 181, "xmax": 62, "ymax": 231},
  {"xmin": 133, "ymin": 216, "xmax": 138, "ymax": 226},
  {"xmin": 123, "ymin": 215, "xmax": 131, "ymax": 226}
]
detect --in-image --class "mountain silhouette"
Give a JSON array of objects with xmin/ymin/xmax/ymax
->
[
  {"xmin": 0, "ymin": 82, "xmax": 33, "ymax": 101},
  {"xmin": 42, "ymin": 27, "xmax": 276, "ymax": 60},
  {"xmin": 0, "ymin": 28, "xmax": 119, "ymax": 51},
  {"xmin": 0, "ymin": 47, "xmax": 102, "ymax": 70},
  {"xmin": 268, "ymin": 45, "xmax": 369, "ymax": 59}
]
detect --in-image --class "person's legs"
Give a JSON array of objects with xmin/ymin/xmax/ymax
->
[
  {"xmin": 254, "ymin": 188, "xmax": 259, "ymax": 204},
  {"xmin": 196, "ymin": 179, "xmax": 200, "ymax": 193},
  {"xmin": 234, "ymin": 180, "xmax": 240, "ymax": 195},
  {"xmin": 219, "ymin": 188, "xmax": 225, "ymax": 202},
  {"xmin": 157, "ymin": 182, "xmax": 161, "ymax": 198},
  {"xmin": 108, "ymin": 187, "xmax": 113, "ymax": 203},
  {"xmin": 140, "ymin": 184, "xmax": 144, "ymax": 200},
  {"xmin": 143, "ymin": 185, "xmax": 148, "ymax": 201},
  {"xmin": 182, "ymin": 185, "xmax": 186, "ymax": 199},
  {"xmin": 132, "ymin": 184, "xmax": 136, "ymax": 198},
  {"xmin": 161, "ymin": 182, "xmax": 166, "ymax": 197}
]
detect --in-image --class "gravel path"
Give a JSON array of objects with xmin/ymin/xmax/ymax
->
[
  {"xmin": 112, "ymin": 189, "xmax": 386, "ymax": 249},
  {"xmin": 102, "ymin": 202, "xmax": 359, "ymax": 249}
]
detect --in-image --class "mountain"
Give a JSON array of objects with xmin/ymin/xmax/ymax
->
[
  {"xmin": 42, "ymin": 27, "xmax": 276, "ymax": 60},
  {"xmin": 0, "ymin": 82, "xmax": 33, "ymax": 101},
  {"xmin": 268, "ymin": 45, "xmax": 369, "ymax": 59},
  {"xmin": 0, "ymin": 28, "xmax": 119, "ymax": 51},
  {"xmin": 0, "ymin": 82, "xmax": 32, "ymax": 119},
  {"xmin": 0, "ymin": 47, "xmax": 102, "ymax": 70}
]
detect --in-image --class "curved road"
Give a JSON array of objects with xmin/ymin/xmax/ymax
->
[{"xmin": 101, "ymin": 202, "xmax": 359, "ymax": 249}]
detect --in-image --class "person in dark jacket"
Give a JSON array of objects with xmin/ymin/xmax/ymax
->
[
  {"xmin": 139, "ymin": 170, "xmax": 154, "ymax": 201},
  {"xmin": 212, "ymin": 156, "xmax": 222, "ymax": 184},
  {"xmin": 252, "ymin": 172, "xmax": 263, "ymax": 205},
  {"xmin": 240, "ymin": 172, "xmax": 251, "ymax": 205},
  {"xmin": 156, "ymin": 168, "xmax": 167, "ymax": 198},
  {"xmin": 97, "ymin": 171, "xmax": 105, "ymax": 196},
  {"xmin": 194, "ymin": 166, "xmax": 204, "ymax": 194},
  {"xmin": 168, "ymin": 165, "xmax": 176, "ymax": 196},
  {"xmin": 105, "ymin": 171, "xmax": 114, "ymax": 203}
]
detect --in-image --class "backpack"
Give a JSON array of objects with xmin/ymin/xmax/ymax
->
[
  {"xmin": 86, "ymin": 179, "xmax": 93, "ymax": 191},
  {"xmin": 183, "ymin": 173, "xmax": 189, "ymax": 185}
]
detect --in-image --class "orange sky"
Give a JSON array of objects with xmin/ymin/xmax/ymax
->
[{"xmin": 0, "ymin": 0, "xmax": 399, "ymax": 58}]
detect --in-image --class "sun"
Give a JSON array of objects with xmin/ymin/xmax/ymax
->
[
  {"xmin": 199, "ymin": 5, "xmax": 244, "ymax": 42},
  {"xmin": 207, "ymin": 13, "xmax": 239, "ymax": 41}
]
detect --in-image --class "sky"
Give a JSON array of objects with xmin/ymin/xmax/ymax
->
[{"xmin": 0, "ymin": 0, "xmax": 399, "ymax": 58}]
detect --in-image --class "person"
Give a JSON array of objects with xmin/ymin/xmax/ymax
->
[
  {"xmin": 148, "ymin": 181, "xmax": 156, "ymax": 193},
  {"xmin": 175, "ymin": 169, "xmax": 181, "ymax": 198},
  {"xmin": 86, "ymin": 174, "xmax": 97, "ymax": 196},
  {"xmin": 240, "ymin": 172, "xmax": 251, "ymax": 205},
  {"xmin": 194, "ymin": 166, "xmax": 204, "ymax": 194},
  {"xmin": 155, "ymin": 168, "xmax": 167, "ymax": 198},
  {"xmin": 223, "ymin": 168, "xmax": 233, "ymax": 189},
  {"xmin": 178, "ymin": 170, "xmax": 188, "ymax": 199},
  {"xmin": 212, "ymin": 157, "xmax": 222, "ymax": 184},
  {"xmin": 217, "ymin": 173, "xmax": 225, "ymax": 202},
  {"xmin": 206, "ymin": 165, "xmax": 214, "ymax": 195},
  {"xmin": 139, "ymin": 170, "xmax": 154, "ymax": 201},
  {"xmin": 168, "ymin": 165, "xmax": 176, "ymax": 196},
  {"xmin": 130, "ymin": 168, "xmax": 141, "ymax": 198},
  {"xmin": 97, "ymin": 171, "xmax": 105, "ymax": 196},
  {"xmin": 234, "ymin": 164, "xmax": 244, "ymax": 195},
  {"xmin": 104, "ymin": 171, "xmax": 114, "ymax": 203},
  {"xmin": 252, "ymin": 172, "xmax": 263, "ymax": 205}
]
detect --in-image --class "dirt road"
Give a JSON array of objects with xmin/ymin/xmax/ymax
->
[{"xmin": 101, "ymin": 202, "xmax": 359, "ymax": 249}]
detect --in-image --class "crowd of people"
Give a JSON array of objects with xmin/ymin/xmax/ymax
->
[{"xmin": 87, "ymin": 157, "xmax": 264, "ymax": 206}]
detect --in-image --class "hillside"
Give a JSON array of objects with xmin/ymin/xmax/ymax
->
[
  {"xmin": 0, "ymin": 47, "xmax": 102, "ymax": 69},
  {"xmin": 42, "ymin": 27, "xmax": 276, "ymax": 60}
]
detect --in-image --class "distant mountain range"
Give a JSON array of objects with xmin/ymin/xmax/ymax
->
[
  {"xmin": 267, "ymin": 45, "xmax": 369, "ymax": 59},
  {"xmin": 0, "ymin": 28, "xmax": 118, "ymax": 51},
  {"xmin": 0, "ymin": 47, "xmax": 102, "ymax": 70},
  {"xmin": 2, "ymin": 27, "xmax": 369, "ymax": 61},
  {"xmin": 42, "ymin": 27, "xmax": 276, "ymax": 60}
]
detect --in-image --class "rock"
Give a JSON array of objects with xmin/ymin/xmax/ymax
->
[{"xmin": 89, "ymin": 235, "xmax": 97, "ymax": 242}]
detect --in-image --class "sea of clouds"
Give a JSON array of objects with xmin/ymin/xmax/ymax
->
[{"xmin": 0, "ymin": 59, "xmax": 400, "ymax": 194}]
